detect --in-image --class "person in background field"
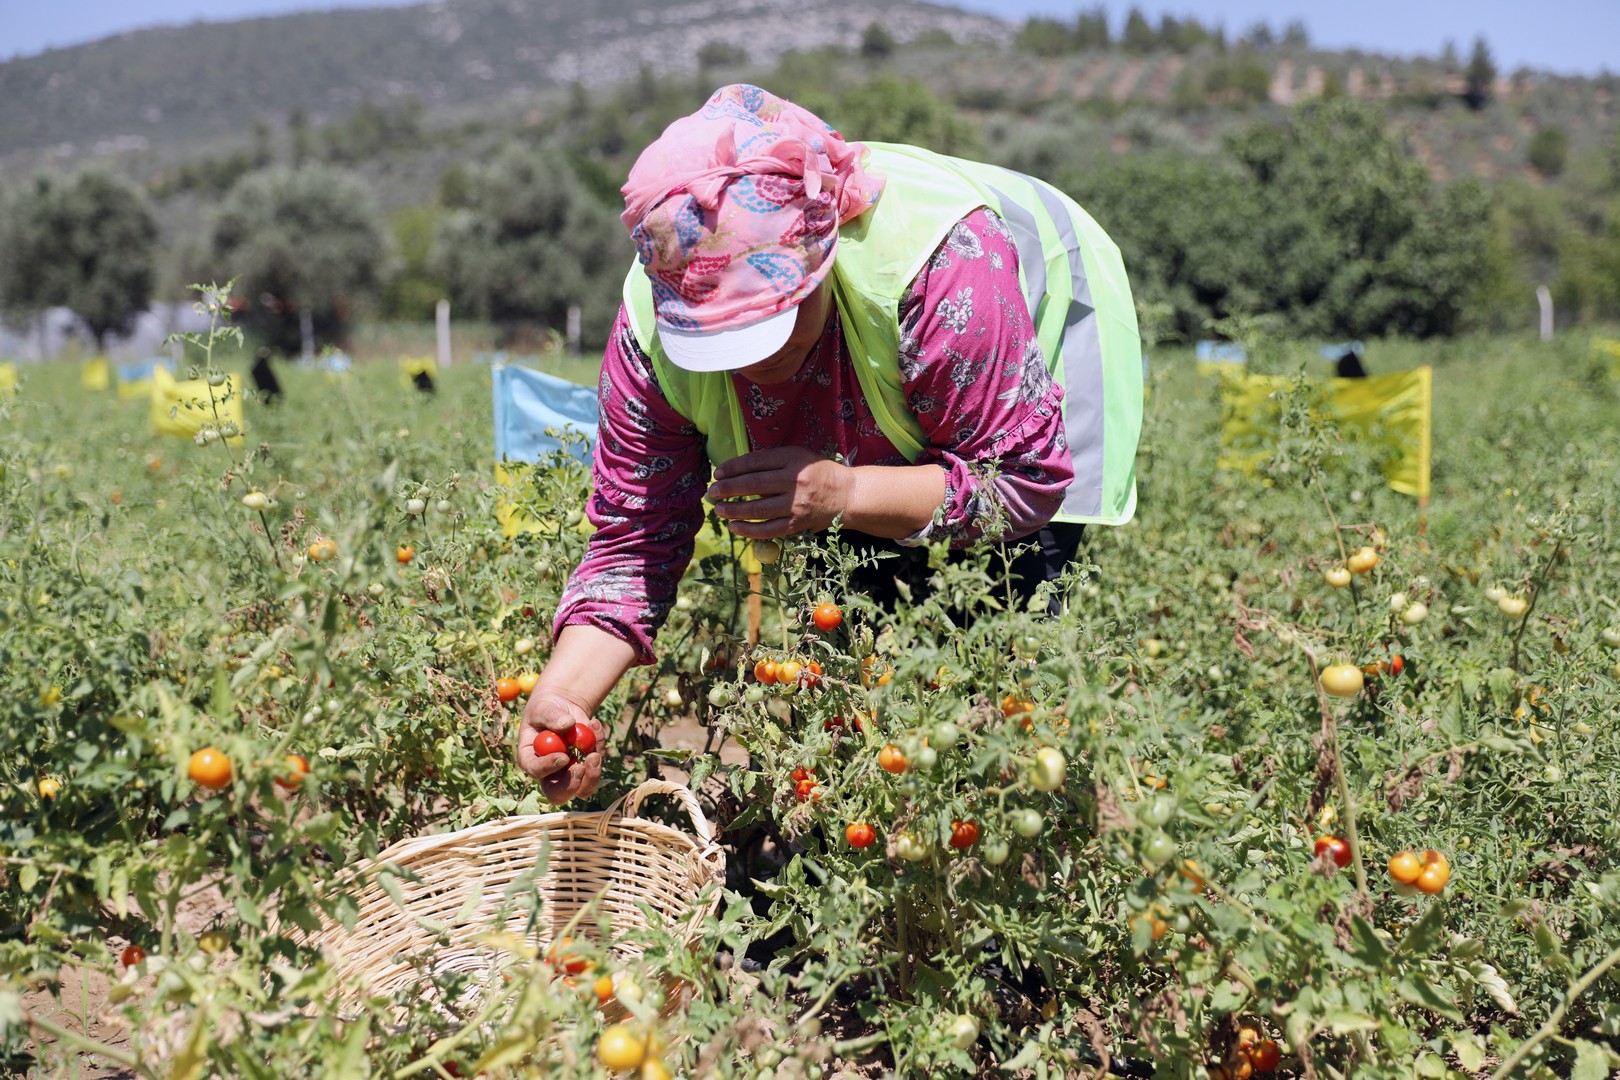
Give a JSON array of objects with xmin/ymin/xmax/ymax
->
[{"xmin": 518, "ymin": 84, "xmax": 1143, "ymax": 804}]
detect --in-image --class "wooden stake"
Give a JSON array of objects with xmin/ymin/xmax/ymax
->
[{"xmin": 747, "ymin": 573, "xmax": 763, "ymax": 644}]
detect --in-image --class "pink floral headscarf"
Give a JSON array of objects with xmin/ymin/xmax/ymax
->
[{"xmin": 620, "ymin": 85, "xmax": 886, "ymax": 335}]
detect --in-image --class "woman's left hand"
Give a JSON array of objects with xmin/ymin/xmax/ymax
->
[{"xmin": 708, "ymin": 447, "xmax": 853, "ymax": 539}]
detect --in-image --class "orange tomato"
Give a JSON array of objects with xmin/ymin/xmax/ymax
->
[
  {"xmin": 803, "ymin": 660, "xmax": 822, "ymax": 688},
  {"xmin": 948, "ymin": 820, "xmax": 980, "ymax": 849},
  {"xmin": 275, "ymin": 753, "xmax": 310, "ymax": 789},
  {"xmin": 753, "ymin": 659, "xmax": 777, "ymax": 684},
  {"xmin": 187, "ymin": 747, "xmax": 233, "ymax": 790},
  {"xmin": 496, "ymin": 678, "xmax": 522, "ymax": 702},
  {"xmin": 776, "ymin": 660, "xmax": 803, "ymax": 686},
  {"xmin": 861, "ymin": 656, "xmax": 893, "ymax": 688},
  {"xmin": 396, "ymin": 544, "xmax": 414, "ymax": 564},
  {"xmin": 878, "ymin": 744, "xmax": 908, "ymax": 774},
  {"xmin": 812, "ymin": 602, "xmax": 843, "ymax": 631},
  {"xmin": 1388, "ymin": 851, "xmax": 1423, "ymax": 885},
  {"xmin": 594, "ymin": 973, "xmax": 614, "ymax": 1006}
]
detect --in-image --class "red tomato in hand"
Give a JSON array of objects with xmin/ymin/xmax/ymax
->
[
  {"xmin": 533, "ymin": 730, "xmax": 567, "ymax": 758},
  {"xmin": 565, "ymin": 723, "xmax": 597, "ymax": 756},
  {"xmin": 1314, "ymin": 835, "xmax": 1352, "ymax": 868}
]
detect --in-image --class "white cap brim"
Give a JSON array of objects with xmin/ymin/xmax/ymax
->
[{"xmin": 658, "ymin": 304, "xmax": 799, "ymax": 373}]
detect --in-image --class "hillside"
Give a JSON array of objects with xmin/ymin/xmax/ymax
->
[{"xmin": 0, "ymin": 0, "xmax": 1007, "ymax": 162}]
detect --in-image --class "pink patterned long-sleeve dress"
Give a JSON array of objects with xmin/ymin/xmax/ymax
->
[{"xmin": 554, "ymin": 208, "xmax": 1074, "ymax": 663}]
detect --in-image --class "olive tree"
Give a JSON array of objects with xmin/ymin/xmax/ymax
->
[
  {"xmin": 207, "ymin": 164, "xmax": 388, "ymax": 352},
  {"xmin": 0, "ymin": 170, "xmax": 158, "ymax": 351}
]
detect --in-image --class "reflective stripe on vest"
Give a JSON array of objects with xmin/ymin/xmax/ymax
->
[{"xmin": 624, "ymin": 142, "xmax": 1142, "ymax": 527}]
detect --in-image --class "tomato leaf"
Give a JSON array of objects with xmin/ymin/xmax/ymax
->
[
  {"xmin": 1397, "ymin": 902, "xmax": 1447, "ymax": 956},
  {"xmin": 1320, "ymin": 1008, "xmax": 1379, "ymax": 1036},
  {"xmin": 1451, "ymin": 1031, "xmax": 1487, "ymax": 1072},
  {"xmin": 321, "ymin": 1015, "xmax": 369, "ymax": 1080},
  {"xmin": 1396, "ymin": 974, "xmax": 1462, "ymax": 1021},
  {"xmin": 1571, "ymin": 1039, "xmax": 1612, "ymax": 1080},
  {"xmin": 1346, "ymin": 915, "xmax": 1390, "ymax": 967}
]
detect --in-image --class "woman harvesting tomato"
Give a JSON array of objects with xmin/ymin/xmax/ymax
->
[{"xmin": 519, "ymin": 84, "xmax": 1142, "ymax": 803}]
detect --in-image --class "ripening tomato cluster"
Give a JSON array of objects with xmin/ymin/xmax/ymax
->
[
  {"xmin": 750, "ymin": 655, "xmax": 823, "ymax": 693},
  {"xmin": 790, "ymin": 766, "xmax": 820, "ymax": 803},
  {"xmin": 495, "ymin": 672, "xmax": 538, "ymax": 703},
  {"xmin": 532, "ymin": 722, "xmax": 597, "ymax": 760},
  {"xmin": 1209, "ymin": 1023, "xmax": 1284, "ymax": 1078},
  {"xmin": 1388, "ymin": 848, "xmax": 1450, "ymax": 894}
]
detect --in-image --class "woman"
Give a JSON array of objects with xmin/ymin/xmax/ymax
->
[{"xmin": 519, "ymin": 85, "xmax": 1142, "ymax": 804}]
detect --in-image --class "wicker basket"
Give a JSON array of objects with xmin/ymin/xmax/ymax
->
[{"xmin": 308, "ymin": 779, "xmax": 725, "ymax": 1016}]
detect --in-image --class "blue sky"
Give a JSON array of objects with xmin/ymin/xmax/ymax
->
[{"xmin": 1, "ymin": 0, "xmax": 1615, "ymax": 75}]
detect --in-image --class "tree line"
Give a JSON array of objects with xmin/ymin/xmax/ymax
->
[{"xmin": 0, "ymin": 43, "xmax": 1614, "ymax": 355}]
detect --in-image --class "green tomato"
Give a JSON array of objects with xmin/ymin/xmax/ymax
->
[
  {"xmin": 1601, "ymin": 626, "xmax": 1620, "ymax": 648},
  {"xmin": 1142, "ymin": 830, "xmax": 1176, "ymax": 868},
  {"xmin": 895, "ymin": 831, "xmax": 929, "ymax": 862},
  {"xmin": 981, "ymin": 838, "xmax": 1011, "ymax": 866},
  {"xmin": 931, "ymin": 721, "xmax": 959, "ymax": 750},
  {"xmin": 947, "ymin": 1014, "xmax": 979, "ymax": 1049},
  {"xmin": 1029, "ymin": 746, "xmax": 1066, "ymax": 792},
  {"xmin": 913, "ymin": 745, "xmax": 938, "ymax": 771},
  {"xmin": 1010, "ymin": 809, "xmax": 1044, "ymax": 838},
  {"xmin": 743, "ymin": 686, "xmax": 767, "ymax": 705},
  {"xmin": 1013, "ymin": 634, "xmax": 1042, "ymax": 660},
  {"xmin": 1139, "ymin": 794, "xmax": 1176, "ymax": 828},
  {"xmin": 707, "ymin": 685, "xmax": 736, "ymax": 708}
]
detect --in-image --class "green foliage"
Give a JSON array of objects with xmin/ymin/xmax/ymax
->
[
  {"xmin": 2, "ymin": 330, "xmax": 1620, "ymax": 1076},
  {"xmin": 1076, "ymin": 101, "xmax": 1502, "ymax": 339},
  {"xmin": 813, "ymin": 76, "xmax": 982, "ymax": 160},
  {"xmin": 1464, "ymin": 37, "xmax": 1497, "ymax": 111},
  {"xmin": 431, "ymin": 143, "xmax": 628, "ymax": 345},
  {"xmin": 0, "ymin": 170, "xmax": 158, "ymax": 349},
  {"xmin": 859, "ymin": 21, "xmax": 897, "ymax": 60},
  {"xmin": 205, "ymin": 164, "xmax": 389, "ymax": 352},
  {"xmin": 696, "ymin": 39, "xmax": 748, "ymax": 71},
  {"xmin": 379, "ymin": 205, "xmax": 447, "ymax": 321},
  {"xmin": 1527, "ymin": 127, "xmax": 1570, "ymax": 178},
  {"xmin": 1122, "ymin": 7, "xmax": 1157, "ymax": 54}
]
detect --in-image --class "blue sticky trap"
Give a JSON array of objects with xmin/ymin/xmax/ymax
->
[{"xmin": 492, "ymin": 364, "xmax": 600, "ymax": 464}]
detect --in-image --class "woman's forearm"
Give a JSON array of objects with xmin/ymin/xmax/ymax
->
[
  {"xmin": 840, "ymin": 462, "xmax": 947, "ymax": 540},
  {"xmin": 536, "ymin": 624, "xmax": 641, "ymax": 712}
]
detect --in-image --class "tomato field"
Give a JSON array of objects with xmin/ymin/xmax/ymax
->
[{"xmin": 3, "ymin": 319, "xmax": 1620, "ymax": 1079}]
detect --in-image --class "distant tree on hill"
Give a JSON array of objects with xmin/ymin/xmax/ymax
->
[
  {"xmin": 0, "ymin": 170, "xmax": 157, "ymax": 351},
  {"xmin": 1527, "ymin": 127, "xmax": 1569, "ymax": 177},
  {"xmin": 817, "ymin": 76, "xmax": 981, "ymax": 159},
  {"xmin": 1015, "ymin": 17, "xmax": 1075, "ymax": 57},
  {"xmin": 432, "ymin": 143, "xmax": 626, "ymax": 346},
  {"xmin": 1122, "ymin": 8, "xmax": 1156, "ymax": 53},
  {"xmin": 1075, "ymin": 101, "xmax": 1497, "ymax": 339},
  {"xmin": 859, "ymin": 21, "xmax": 897, "ymax": 59},
  {"xmin": 1464, "ymin": 37, "xmax": 1497, "ymax": 110},
  {"xmin": 1242, "ymin": 21, "xmax": 1275, "ymax": 49},
  {"xmin": 697, "ymin": 40, "xmax": 749, "ymax": 70},
  {"xmin": 1074, "ymin": 7, "xmax": 1110, "ymax": 49},
  {"xmin": 1282, "ymin": 20, "xmax": 1310, "ymax": 48},
  {"xmin": 206, "ymin": 164, "xmax": 387, "ymax": 352}
]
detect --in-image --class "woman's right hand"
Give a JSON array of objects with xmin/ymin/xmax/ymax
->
[{"xmin": 516, "ymin": 686, "xmax": 606, "ymax": 805}]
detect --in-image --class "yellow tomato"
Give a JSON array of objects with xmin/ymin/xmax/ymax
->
[
  {"xmin": 1347, "ymin": 546, "xmax": 1379, "ymax": 574},
  {"xmin": 596, "ymin": 1024, "xmax": 648, "ymax": 1071},
  {"xmin": 1319, "ymin": 663, "xmax": 1364, "ymax": 698}
]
